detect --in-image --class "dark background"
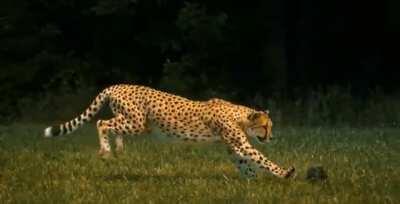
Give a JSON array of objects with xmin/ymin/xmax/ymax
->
[{"xmin": 0, "ymin": 0, "xmax": 398, "ymax": 125}]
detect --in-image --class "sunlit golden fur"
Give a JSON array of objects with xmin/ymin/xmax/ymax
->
[{"xmin": 44, "ymin": 84, "xmax": 294, "ymax": 178}]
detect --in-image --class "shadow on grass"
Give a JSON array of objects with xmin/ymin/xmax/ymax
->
[{"xmin": 101, "ymin": 172, "xmax": 235, "ymax": 182}]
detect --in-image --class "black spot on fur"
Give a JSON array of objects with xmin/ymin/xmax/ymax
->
[{"xmin": 52, "ymin": 126, "xmax": 61, "ymax": 136}]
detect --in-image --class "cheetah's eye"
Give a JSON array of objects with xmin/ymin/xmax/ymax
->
[{"xmin": 248, "ymin": 112, "xmax": 261, "ymax": 121}]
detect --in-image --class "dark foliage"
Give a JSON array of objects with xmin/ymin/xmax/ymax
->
[{"xmin": 0, "ymin": 0, "xmax": 396, "ymax": 124}]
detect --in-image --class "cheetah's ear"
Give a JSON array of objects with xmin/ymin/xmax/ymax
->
[{"xmin": 264, "ymin": 109, "xmax": 270, "ymax": 115}]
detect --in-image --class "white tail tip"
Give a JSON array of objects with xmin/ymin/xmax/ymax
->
[{"xmin": 44, "ymin": 127, "xmax": 53, "ymax": 138}]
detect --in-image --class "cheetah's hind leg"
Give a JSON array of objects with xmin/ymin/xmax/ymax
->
[{"xmin": 96, "ymin": 113, "xmax": 147, "ymax": 158}]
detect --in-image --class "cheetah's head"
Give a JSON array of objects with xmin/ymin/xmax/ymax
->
[{"xmin": 243, "ymin": 110, "xmax": 273, "ymax": 144}]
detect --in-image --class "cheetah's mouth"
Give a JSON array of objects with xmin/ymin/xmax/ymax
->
[{"xmin": 257, "ymin": 136, "xmax": 267, "ymax": 143}]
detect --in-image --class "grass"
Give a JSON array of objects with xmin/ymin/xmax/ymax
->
[{"xmin": 0, "ymin": 123, "xmax": 398, "ymax": 203}]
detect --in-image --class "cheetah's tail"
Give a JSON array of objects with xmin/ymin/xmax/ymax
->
[{"xmin": 44, "ymin": 89, "xmax": 109, "ymax": 138}]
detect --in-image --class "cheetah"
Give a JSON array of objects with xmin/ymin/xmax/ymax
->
[{"xmin": 44, "ymin": 84, "xmax": 295, "ymax": 178}]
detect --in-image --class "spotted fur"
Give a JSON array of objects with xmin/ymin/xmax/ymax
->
[{"xmin": 44, "ymin": 84, "xmax": 295, "ymax": 178}]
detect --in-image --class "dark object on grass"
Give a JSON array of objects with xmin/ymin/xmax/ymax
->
[{"xmin": 306, "ymin": 166, "xmax": 328, "ymax": 182}]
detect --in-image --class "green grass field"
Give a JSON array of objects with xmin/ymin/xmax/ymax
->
[{"xmin": 0, "ymin": 124, "xmax": 398, "ymax": 203}]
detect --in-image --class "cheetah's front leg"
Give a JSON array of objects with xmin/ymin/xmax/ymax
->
[
  {"xmin": 218, "ymin": 121, "xmax": 295, "ymax": 178},
  {"xmin": 230, "ymin": 142, "xmax": 295, "ymax": 178},
  {"xmin": 235, "ymin": 158, "xmax": 257, "ymax": 178}
]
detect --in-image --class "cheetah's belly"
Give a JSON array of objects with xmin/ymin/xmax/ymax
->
[{"xmin": 146, "ymin": 120, "xmax": 220, "ymax": 143}]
